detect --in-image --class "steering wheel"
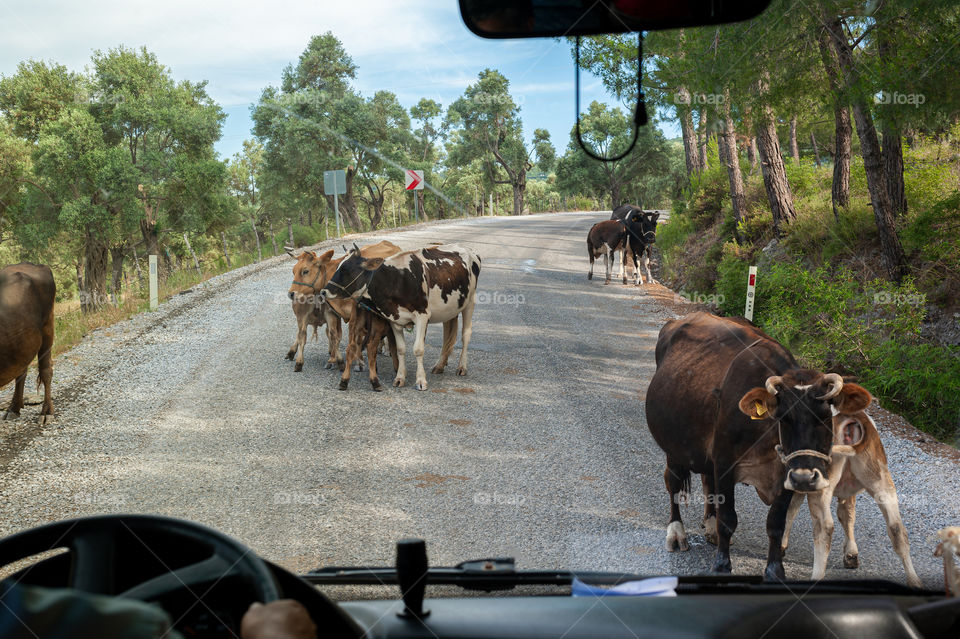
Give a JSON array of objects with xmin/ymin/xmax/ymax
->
[{"xmin": 0, "ymin": 514, "xmax": 279, "ymax": 603}]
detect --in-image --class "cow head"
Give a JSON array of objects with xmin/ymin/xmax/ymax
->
[
  {"xmin": 625, "ymin": 210, "xmax": 659, "ymax": 244},
  {"xmin": 288, "ymin": 249, "xmax": 335, "ymax": 304},
  {"xmin": 320, "ymin": 246, "xmax": 382, "ymax": 302},
  {"xmin": 738, "ymin": 371, "xmax": 872, "ymax": 493}
]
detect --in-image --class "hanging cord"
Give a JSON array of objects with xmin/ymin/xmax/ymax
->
[{"xmin": 575, "ymin": 32, "xmax": 648, "ymax": 162}]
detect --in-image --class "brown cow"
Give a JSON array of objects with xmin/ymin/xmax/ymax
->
[
  {"xmin": 587, "ymin": 219, "xmax": 628, "ymax": 285},
  {"xmin": 781, "ymin": 409, "xmax": 922, "ymax": 588},
  {"xmin": 645, "ymin": 312, "xmax": 872, "ymax": 580},
  {"xmin": 338, "ymin": 303, "xmax": 399, "ymax": 391},
  {"xmin": 287, "ymin": 241, "xmax": 402, "ymax": 385},
  {"xmin": 1, "ymin": 263, "xmax": 55, "ymax": 425},
  {"xmin": 286, "ymin": 249, "xmax": 338, "ymax": 372}
]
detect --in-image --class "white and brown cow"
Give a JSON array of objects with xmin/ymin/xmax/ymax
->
[
  {"xmin": 781, "ymin": 408, "xmax": 922, "ymax": 588},
  {"xmin": 320, "ymin": 244, "xmax": 481, "ymax": 391}
]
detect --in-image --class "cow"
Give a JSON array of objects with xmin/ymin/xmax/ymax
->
[
  {"xmin": 320, "ymin": 244, "xmax": 481, "ymax": 391},
  {"xmin": 780, "ymin": 409, "xmax": 922, "ymax": 588},
  {"xmin": 1, "ymin": 263, "xmax": 55, "ymax": 425},
  {"xmin": 338, "ymin": 303, "xmax": 399, "ymax": 391},
  {"xmin": 286, "ymin": 240, "xmax": 402, "ymax": 375},
  {"xmin": 611, "ymin": 204, "xmax": 659, "ymax": 285},
  {"xmin": 287, "ymin": 249, "xmax": 339, "ymax": 372},
  {"xmin": 587, "ymin": 220, "xmax": 629, "ymax": 285},
  {"xmin": 644, "ymin": 312, "xmax": 872, "ymax": 580}
]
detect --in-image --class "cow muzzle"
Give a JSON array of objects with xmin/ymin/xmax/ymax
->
[
  {"xmin": 785, "ymin": 467, "xmax": 829, "ymax": 493},
  {"xmin": 288, "ymin": 290, "xmax": 295, "ymax": 300}
]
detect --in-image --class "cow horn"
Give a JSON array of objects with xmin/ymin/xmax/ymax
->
[
  {"xmin": 817, "ymin": 373, "xmax": 844, "ymax": 400},
  {"xmin": 765, "ymin": 376, "xmax": 784, "ymax": 395},
  {"xmin": 284, "ymin": 246, "xmax": 297, "ymax": 258}
]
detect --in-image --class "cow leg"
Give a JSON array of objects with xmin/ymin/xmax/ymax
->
[
  {"xmin": 763, "ymin": 487, "xmax": 794, "ymax": 581},
  {"xmin": 293, "ymin": 314, "xmax": 309, "ymax": 372},
  {"xmin": 411, "ymin": 315, "xmax": 430, "ymax": 391},
  {"xmin": 620, "ymin": 240, "xmax": 630, "ymax": 284},
  {"xmin": 37, "ymin": 325, "xmax": 54, "ymax": 424},
  {"xmin": 3, "ymin": 370, "xmax": 27, "ymax": 420},
  {"xmin": 630, "ymin": 245, "xmax": 641, "ymax": 286},
  {"xmin": 807, "ymin": 489, "xmax": 835, "ymax": 581},
  {"xmin": 392, "ymin": 324, "xmax": 408, "ymax": 388},
  {"xmin": 456, "ymin": 298, "xmax": 475, "ymax": 376},
  {"xmin": 339, "ymin": 316, "xmax": 363, "ymax": 391},
  {"xmin": 780, "ymin": 492, "xmax": 805, "ymax": 556},
  {"xmin": 837, "ymin": 495, "xmax": 859, "ymax": 569},
  {"xmin": 866, "ymin": 476, "xmax": 922, "ymax": 588},
  {"xmin": 700, "ymin": 473, "xmax": 718, "ymax": 546},
  {"xmin": 366, "ymin": 321, "xmax": 391, "ymax": 391},
  {"xmin": 603, "ymin": 248, "xmax": 611, "ymax": 284},
  {"xmin": 713, "ymin": 465, "xmax": 738, "ymax": 573},
  {"xmin": 587, "ymin": 246, "xmax": 595, "ymax": 280},
  {"xmin": 643, "ymin": 247, "xmax": 655, "ymax": 284},
  {"xmin": 324, "ymin": 309, "xmax": 344, "ymax": 370},
  {"xmin": 664, "ymin": 464, "xmax": 690, "ymax": 552},
  {"xmin": 431, "ymin": 317, "xmax": 458, "ymax": 374}
]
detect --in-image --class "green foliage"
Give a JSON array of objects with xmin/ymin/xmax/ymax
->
[{"xmin": 903, "ymin": 190, "xmax": 960, "ymax": 270}]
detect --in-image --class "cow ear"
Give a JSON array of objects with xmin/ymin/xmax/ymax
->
[
  {"xmin": 832, "ymin": 383, "xmax": 872, "ymax": 414},
  {"xmin": 738, "ymin": 387, "xmax": 776, "ymax": 420},
  {"xmin": 361, "ymin": 257, "xmax": 384, "ymax": 271},
  {"xmin": 651, "ymin": 213, "xmax": 660, "ymax": 222},
  {"xmin": 318, "ymin": 249, "xmax": 335, "ymax": 262},
  {"xmin": 833, "ymin": 416, "xmax": 865, "ymax": 447}
]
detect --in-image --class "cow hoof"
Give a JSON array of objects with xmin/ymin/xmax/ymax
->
[
  {"xmin": 604, "ymin": 280, "xmax": 610, "ymax": 286},
  {"xmin": 338, "ymin": 360, "xmax": 346, "ymax": 372},
  {"xmin": 431, "ymin": 365, "xmax": 445, "ymax": 374},
  {"xmin": 338, "ymin": 380, "xmax": 349, "ymax": 391},
  {"xmin": 763, "ymin": 562, "xmax": 786, "ymax": 582},
  {"xmin": 843, "ymin": 553, "xmax": 859, "ymax": 569},
  {"xmin": 285, "ymin": 351, "xmax": 295, "ymax": 360},
  {"xmin": 703, "ymin": 531, "xmax": 718, "ymax": 546},
  {"xmin": 371, "ymin": 379, "xmax": 383, "ymax": 391},
  {"xmin": 665, "ymin": 521, "xmax": 689, "ymax": 552},
  {"xmin": 622, "ymin": 278, "xmax": 627, "ymax": 284},
  {"xmin": 712, "ymin": 557, "xmax": 732, "ymax": 574},
  {"xmin": 780, "ymin": 544, "xmax": 788, "ymax": 557},
  {"xmin": 700, "ymin": 516, "xmax": 718, "ymax": 545},
  {"xmin": 324, "ymin": 361, "xmax": 335, "ymax": 370},
  {"xmin": 40, "ymin": 414, "xmax": 53, "ymax": 426},
  {"xmin": 294, "ymin": 362, "xmax": 303, "ymax": 373},
  {"xmin": 587, "ymin": 273, "xmax": 593, "ymax": 280},
  {"xmin": 393, "ymin": 378, "xmax": 405, "ymax": 388},
  {"xmin": 415, "ymin": 380, "xmax": 428, "ymax": 391},
  {"xmin": 456, "ymin": 367, "xmax": 467, "ymax": 376}
]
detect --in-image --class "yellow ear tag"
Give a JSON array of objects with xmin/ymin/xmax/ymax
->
[{"xmin": 751, "ymin": 400, "xmax": 767, "ymax": 420}]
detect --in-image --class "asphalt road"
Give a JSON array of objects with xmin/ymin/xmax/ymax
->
[{"xmin": 0, "ymin": 212, "xmax": 956, "ymax": 588}]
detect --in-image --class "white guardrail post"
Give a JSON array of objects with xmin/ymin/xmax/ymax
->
[{"xmin": 744, "ymin": 265, "xmax": 757, "ymax": 321}]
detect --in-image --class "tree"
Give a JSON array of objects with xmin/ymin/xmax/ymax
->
[
  {"xmin": 531, "ymin": 128, "xmax": 556, "ymax": 173},
  {"xmin": 447, "ymin": 69, "xmax": 531, "ymax": 216}
]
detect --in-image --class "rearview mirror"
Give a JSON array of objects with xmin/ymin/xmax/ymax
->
[{"xmin": 459, "ymin": 0, "xmax": 774, "ymax": 38}]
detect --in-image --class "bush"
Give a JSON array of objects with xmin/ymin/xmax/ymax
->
[
  {"xmin": 904, "ymin": 190, "xmax": 960, "ymax": 270},
  {"xmin": 566, "ymin": 194, "xmax": 598, "ymax": 211},
  {"xmin": 274, "ymin": 224, "xmax": 323, "ymax": 249}
]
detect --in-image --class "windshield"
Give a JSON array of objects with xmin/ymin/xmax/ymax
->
[{"xmin": 0, "ymin": 0, "xmax": 958, "ymax": 593}]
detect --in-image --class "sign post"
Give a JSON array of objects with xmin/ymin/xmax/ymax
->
[
  {"xmin": 405, "ymin": 169, "xmax": 424, "ymax": 223},
  {"xmin": 323, "ymin": 170, "xmax": 347, "ymax": 237},
  {"xmin": 149, "ymin": 255, "xmax": 158, "ymax": 310},
  {"xmin": 744, "ymin": 265, "xmax": 758, "ymax": 321}
]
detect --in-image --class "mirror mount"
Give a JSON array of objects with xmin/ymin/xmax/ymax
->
[{"xmin": 575, "ymin": 33, "xmax": 647, "ymax": 163}]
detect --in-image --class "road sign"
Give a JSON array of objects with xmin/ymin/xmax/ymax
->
[
  {"xmin": 323, "ymin": 170, "xmax": 346, "ymax": 195},
  {"xmin": 744, "ymin": 265, "xmax": 757, "ymax": 321},
  {"xmin": 405, "ymin": 169, "xmax": 424, "ymax": 191}
]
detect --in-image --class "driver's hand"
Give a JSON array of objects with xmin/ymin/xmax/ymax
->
[{"xmin": 241, "ymin": 600, "xmax": 317, "ymax": 639}]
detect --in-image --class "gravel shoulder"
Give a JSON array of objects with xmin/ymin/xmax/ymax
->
[{"xmin": 0, "ymin": 211, "xmax": 956, "ymax": 590}]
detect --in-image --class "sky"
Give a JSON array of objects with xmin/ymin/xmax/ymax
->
[{"xmin": 0, "ymin": 0, "xmax": 677, "ymax": 161}]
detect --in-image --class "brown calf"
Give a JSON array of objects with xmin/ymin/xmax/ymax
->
[
  {"xmin": 781, "ymin": 409, "xmax": 922, "ymax": 588},
  {"xmin": 587, "ymin": 220, "xmax": 628, "ymax": 284},
  {"xmin": 1, "ymin": 263, "xmax": 55, "ymax": 425},
  {"xmin": 339, "ymin": 304, "xmax": 399, "ymax": 391}
]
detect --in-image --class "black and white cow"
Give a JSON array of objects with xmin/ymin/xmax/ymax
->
[
  {"xmin": 320, "ymin": 244, "xmax": 481, "ymax": 391},
  {"xmin": 611, "ymin": 204, "xmax": 659, "ymax": 285}
]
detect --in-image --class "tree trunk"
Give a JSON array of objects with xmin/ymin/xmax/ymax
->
[
  {"xmin": 81, "ymin": 231, "xmax": 108, "ymax": 313},
  {"xmin": 110, "ymin": 247, "xmax": 125, "ymax": 305},
  {"xmin": 182, "ymin": 232, "xmax": 202, "ymax": 275},
  {"xmin": 721, "ymin": 95, "xmax": 747, "ymax": 236},
  {"xmin": 250, "ymin": 215, "xmax": 262, "ymax": 262},
  {"xmin": 789, "ymin": 116, "xmax": 801, "ymax": 163},
  {"xmin": 882, "ymin": 123, "xmax": 907, "ymax": 216},
  {"xmin": 221, "ymin": 231, "xmax": 232, "ymax": 268},
  {"xmin": 268, "ymin": 219, "xmax": 278, "ymax": 255},
  {"xmin": 696, "ymin": 111, "xmax": 709, "ymax": 172},
  {"xmin": 754, "ymin": 78, "xmax": 797, "ymax": 233},
  {"xmin": 287, "ymin": 219, "xmax": 294, "ymax": 247},
  {"xmin": 677, "ymin": 90, "xmax": 701, "ymax": 176},
  {"xmin": 816, "ymin": 20, "xmax": 851, "ymax": 219},
  {"xmin": 512, "ymin": 172, "xmax": 527, "ymax": 216},
  {"xmin": 810, "ymin": 131, "xmax": 822, "ymax": 167},
  {"xmin": 307, "ymin": 208, "xmax": 312, "ymax": 227},
  {"xmin": 131, "ymin": 245, "xmax": 143, "ymax": 281},
  {"xmin": 825, "ymin": 14, "xmax": 906, "ymax": 282}
]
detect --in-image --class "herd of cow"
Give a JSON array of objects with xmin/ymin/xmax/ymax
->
[{"xmin": 0, "ymin": 209, "xmax": 931, "ymax": 587}]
